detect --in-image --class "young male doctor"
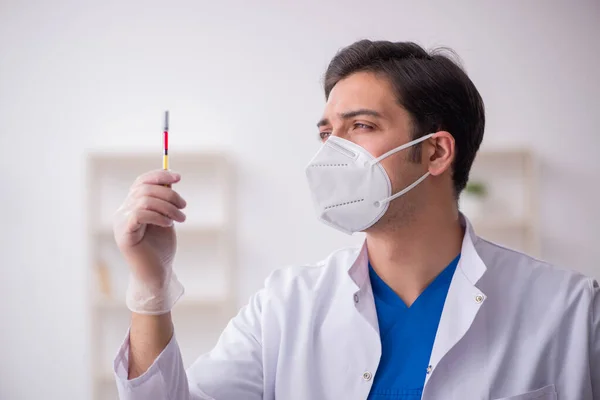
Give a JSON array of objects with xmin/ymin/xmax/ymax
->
[{"xmin": 112, "ymin": 40, "xmax": 599, "ymax": 400}]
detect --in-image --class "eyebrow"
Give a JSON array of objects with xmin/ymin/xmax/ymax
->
[{"xmin": 317, "ymin": 109, "xmax": 383, "ymax": 128}]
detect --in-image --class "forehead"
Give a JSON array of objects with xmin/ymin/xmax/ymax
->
[{"xmin": 323, "ymin": 71, "xmax": 399, "ymax": 117}]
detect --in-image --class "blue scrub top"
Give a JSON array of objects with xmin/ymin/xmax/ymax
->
[{"xmin": 367, "ymin": 254, "xmax": 460, "ymax": 400}]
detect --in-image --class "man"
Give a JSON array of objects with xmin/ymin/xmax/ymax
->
[{"xmin": 112, "ymin": 40, "xmax": 599, "ymax": 399}]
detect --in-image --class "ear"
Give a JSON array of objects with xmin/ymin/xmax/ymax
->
[{"xmin": 425, "ymin": 131, "xmax": 455, "ymax": 177}]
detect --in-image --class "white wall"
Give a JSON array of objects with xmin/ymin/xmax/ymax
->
[{"xmin": 1, "ymin": 0, "xmax": 598, "ymax": 398}]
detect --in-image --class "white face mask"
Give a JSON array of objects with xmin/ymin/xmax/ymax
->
[{"xmin": 305, "ymin": 133, "xmax": 434, "ymax": 234}]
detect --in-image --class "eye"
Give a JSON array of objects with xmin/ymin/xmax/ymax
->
[
  {"xmin": 353, "ymin": 123, "xmax": 373, "ymax": 130},
  {"xmin": 319, "ymin": 131, "xmax": 331, "ymax": 141}
]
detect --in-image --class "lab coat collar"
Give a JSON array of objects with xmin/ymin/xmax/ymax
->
[
  {"xmin": 346, "ymin": 213, "xmax": 488, "ymax": 289},
  {"xmin": 347, "ymin": 240, "xmax": 370, "ymax": 290},
  {"xmin": 457, "ymin": 213, "xmax": 487, "ymax": 285}
]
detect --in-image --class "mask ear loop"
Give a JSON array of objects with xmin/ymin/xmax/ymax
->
[
  {"xmin": 375, "ymin": 172, "xmax": 431, "ymax": 207},
  {"xmin": 369, "ymin": 133, "xmax": 435, "ymax": 166},
  {"xmin": 369, "ymin": 133, "xmax": 435, "ymax": 207}
]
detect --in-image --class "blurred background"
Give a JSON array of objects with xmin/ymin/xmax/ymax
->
[{"xmin": 1, "ymin": 0, "xmax": 599, "ymax": 398}]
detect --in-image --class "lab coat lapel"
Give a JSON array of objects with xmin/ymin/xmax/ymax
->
[
  {"xmin": 346, "ymin": 240, "xmax": 381, "ymax": 336},
  {"xmin": 424, "ymin": 216, "xmax": 488, "ymax": 386},
  {"xmin": 333, "ymin": 240, "xmax": 382, "ymax": 399}
]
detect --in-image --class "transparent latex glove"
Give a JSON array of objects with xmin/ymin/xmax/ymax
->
[{"xmin": 113, "ymin": 169, "xmax": 187, "ymax": 315}]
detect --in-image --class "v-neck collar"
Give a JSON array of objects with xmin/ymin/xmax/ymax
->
[{"xmin": 368, "ymin": 254, "xmax": 461, "ymax": 309}]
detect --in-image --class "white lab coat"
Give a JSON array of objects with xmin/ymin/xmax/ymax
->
[{"xmin": 114, "ymin": 216, "xmax": 600, "ymax": 399}]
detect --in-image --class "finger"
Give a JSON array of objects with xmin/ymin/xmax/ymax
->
[
  {"xmin": 132, "ymin": 184, "xmax": 187, "ymax": 209},
  {"xmin": 128, "ymin": 209, "xmax": 173, "ymax": 230},
  {"xmin": 136, "ymin": 196, "xmax": 186, "ymax": 223},
  {"xmin": 133, "ymin": 169, "xmax": 181, "ymax": 187}
]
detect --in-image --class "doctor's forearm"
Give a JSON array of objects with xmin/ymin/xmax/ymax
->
[{"xmin": 127, "ymin": 312, "xmax": 174, "ymax": 379}]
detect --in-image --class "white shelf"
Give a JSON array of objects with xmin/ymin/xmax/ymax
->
[
  {"xmin": 87, "ymin": 149, "xmax": 229, "ymax": 163},
  {"xmin": 92, "ymin": 223, "xmax": 227, "ymax": 237},
  {"xmin": 464, "ymin": 148, "xmax": 540, "ymax": 257},
  {"xmin": 95, "ymin": 371, "xmax": 115, "ymax": 384},
  {"xmin": 470, "ymin": 217, "xmax": 533, "ymax": 231},
  {"xmin": 87, "ymin": 149, "xmax": 236, "ymax": 400},
  {"xmin": 94, "ymin": 295, "xmax": 230, "ymax": 311},
  {"xmin": 473, "ymin": 147, "xmax": 532, "ymax": 159}
]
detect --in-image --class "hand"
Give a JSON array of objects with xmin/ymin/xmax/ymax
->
[{"xmin": 113, "ymin": 170, "xmax": 187, "ymax": 311}]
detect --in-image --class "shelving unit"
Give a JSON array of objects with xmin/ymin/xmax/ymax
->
[
  {"xmin": 86, "ymin": 149, "xmax": 236, "ymax": 400},
  {"xmin": 460, "ymin": 148, "xmax": 540, "ymax": 257}
]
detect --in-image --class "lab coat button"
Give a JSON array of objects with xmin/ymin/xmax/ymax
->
[
  {"xmin": 354, "ymin": 294, "xmax": 359, "ymax": 304},
  {"xmin": 426, "ymin": 365, "xmax": 432, "ymax": 374},
  {"xmin": 475, "ymin": 294, "xmax": 484, "ymax": 304},
  {"xmin": 362, "ymin": 371, "xmax": 372, "ymax": 381}
]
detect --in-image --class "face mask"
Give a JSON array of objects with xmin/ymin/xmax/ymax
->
[{"xmin": 305, "ymin": 133, "xmax": 434, "ymax": 234}]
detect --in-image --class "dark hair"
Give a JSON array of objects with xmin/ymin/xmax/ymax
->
[{"xmin": 324, "ymin": 39, "xmax": 485, "ymax": 196}]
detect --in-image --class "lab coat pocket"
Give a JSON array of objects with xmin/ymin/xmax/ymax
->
[{"xmin": 493, "ymin": 384, "xmax": 556, "ymax": 400}]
